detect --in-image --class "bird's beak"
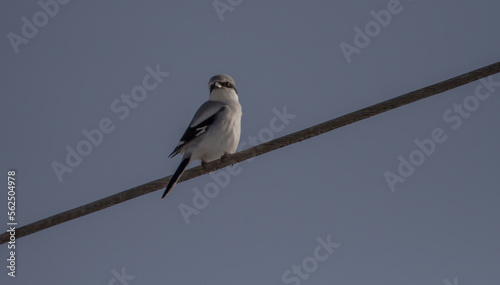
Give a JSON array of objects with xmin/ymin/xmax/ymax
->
[{"xmin": 215, "ymin": 82, "xmax": 222, "ymax": 88}]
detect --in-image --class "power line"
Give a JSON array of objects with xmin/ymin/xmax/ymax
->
[{"xmin": 1, "ymin": 61, "xmax": 499, "ymax": 244}]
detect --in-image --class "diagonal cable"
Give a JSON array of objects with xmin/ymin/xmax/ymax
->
[{"xmin": 1, "ymin": 61, "xmax": 499, "ymax": 244}]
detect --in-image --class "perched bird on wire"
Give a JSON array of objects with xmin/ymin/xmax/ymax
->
[{"xmin": 161, "ymin": 74, "xmax": 242, "ymax": 199}]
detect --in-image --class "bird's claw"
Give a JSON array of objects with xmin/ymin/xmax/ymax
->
[
  {"xmin": 221, "ymin": 153, "xmax": 235, "ymax": 166},
  {"xmin": 201, "ymin": 161, "xmax": 210, "ymax": 173},
  {"xmin": 220, "ymin": 153, "xmax": 228, "ymax": 163}
]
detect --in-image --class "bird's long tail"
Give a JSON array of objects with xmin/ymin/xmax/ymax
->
[{"xmin": 161, "ymin": 157, "xmax": 190, "ymax": 199}]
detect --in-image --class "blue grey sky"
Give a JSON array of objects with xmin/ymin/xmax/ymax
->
[{"xmin": 1, "ymin": 0, "xmax": 499, "ymax": 284}]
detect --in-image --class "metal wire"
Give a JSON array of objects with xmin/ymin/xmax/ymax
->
[{"xmin": 1, "ymin": 61, "xmax": 499, "ymax": 244}]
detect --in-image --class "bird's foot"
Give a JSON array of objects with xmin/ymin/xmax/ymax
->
[
  {"xmin": 201, "ymin": 161, "xmax": 211, "ymax": 173},
  {"xmin": 220, "ymin": 153, "xmax": 228, "ymax": 163},
  {"xmin": 221, "ymin": 153, "xmax": 234, "ymax": 165}
]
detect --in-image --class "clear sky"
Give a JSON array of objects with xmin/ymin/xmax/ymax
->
[{"xmin": 1, "ymin": 0, "xmax": 499, "ymax": 284}]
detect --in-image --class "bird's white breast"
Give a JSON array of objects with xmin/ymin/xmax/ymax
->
[{"xmin": 190, "ymin": 100, "xmax": 242, "ymax": 162}]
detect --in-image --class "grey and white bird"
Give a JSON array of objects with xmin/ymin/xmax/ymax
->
[{"xmin": 161, "ymin": 74, "xmax": 242, "ymax": 199}]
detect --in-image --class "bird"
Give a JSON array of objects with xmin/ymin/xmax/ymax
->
[{"xmin": 161, "ymin": 74, "xmax": 242, "ymax": 199}]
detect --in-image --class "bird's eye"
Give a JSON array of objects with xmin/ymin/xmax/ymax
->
[{"xmin": 209, "ymin": 83, "xmax": 217, "ymax": 92}]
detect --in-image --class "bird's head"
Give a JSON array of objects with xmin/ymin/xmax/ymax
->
[{"xmin": 208, "ymin": 74, "xmax": 238, "ymax": 94}]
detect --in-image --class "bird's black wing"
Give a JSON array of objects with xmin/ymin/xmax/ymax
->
[{"xmin": 169, "ymin": 102, "xmax": 226, "ymax": 158}]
